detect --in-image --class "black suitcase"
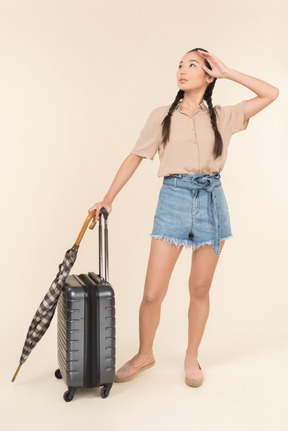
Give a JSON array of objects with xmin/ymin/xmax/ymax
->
[{"xmin": 54, "ymin": 208, "xmax": 116, "ymax": 402}]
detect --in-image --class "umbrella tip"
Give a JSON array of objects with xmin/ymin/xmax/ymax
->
[{"xmin": 11, "ymin": 364, "xmax": 22, "ymax": 382}]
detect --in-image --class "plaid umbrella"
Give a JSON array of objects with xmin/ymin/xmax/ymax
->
[{"xmin": 11, "ymin": 208, "xmax": 104, "ymax": 382}]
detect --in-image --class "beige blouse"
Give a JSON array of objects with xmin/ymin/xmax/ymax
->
[{"xmin": 130, "ymin": 99, "xmax": 250, "ymax": 177}]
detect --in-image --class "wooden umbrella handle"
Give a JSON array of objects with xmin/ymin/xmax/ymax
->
[{"xmin": 74, "ymin": 208, "xmax": 108, "ymax": 247}]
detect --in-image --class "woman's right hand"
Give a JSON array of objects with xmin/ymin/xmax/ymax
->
[{"xmin": 88, "ymin": 200, "xmax": 112, "ymax": 224}]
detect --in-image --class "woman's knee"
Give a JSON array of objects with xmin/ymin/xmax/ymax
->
[
  {"xmin": 142, "ymin": 285, "xmax": 167, "ymax": 304},
  {"xmin": 189, "ymin": 280, "xmax": 211, "ymax": 299}
]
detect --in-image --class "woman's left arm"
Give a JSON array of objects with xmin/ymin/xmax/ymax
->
[
  {"xmin": 224, "ymin": 68, "xmax": 279, "ymax": 120},
  {"xmin": 197, "ymin": 50, "xmax": 279, "ymax": 121}
]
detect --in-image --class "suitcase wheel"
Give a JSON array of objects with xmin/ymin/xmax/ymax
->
[
  {"xmin": 63, "ymin": 388, "xmax": 76, "ymax": 402},
  {"xmin": 100, "ymin": 383, "xmax": 113, "ymax": 399},
  {"xmin": 54, "ymin": 369, "xmax": 62, "ymax": 379}
]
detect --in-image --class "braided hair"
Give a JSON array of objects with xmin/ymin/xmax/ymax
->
[{"xmin": 161, "ymin": 48, "xmax": 223, "ymax": 159}]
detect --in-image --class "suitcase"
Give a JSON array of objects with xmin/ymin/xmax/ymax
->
[{"xmin": 54, "ymin": 208, "xmax": 116, "ymax": 402}]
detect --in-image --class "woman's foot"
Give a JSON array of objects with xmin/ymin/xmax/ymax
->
[
  {"xmin": 185, "ymin": 354, "xmax": 199, "ymax": 369},
  {"xmin": 184, "ymin": 355, "xmax": 204, "ymax": 387},
  {"xmin": 114, "ymin": 351, "xmax": 155, "ymax": 383}
]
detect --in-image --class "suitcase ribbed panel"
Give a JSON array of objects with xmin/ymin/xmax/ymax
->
[
  {"xmin": 56, "ymin": 273, "xmax": 116, "ymax": 389},
  {"xmin": 57, "ymin": 281, "xmax": 86, "ymax": 388},
  {"xmin": 96, "ymin": 284, "xmax": 116, "ymax": 385}
]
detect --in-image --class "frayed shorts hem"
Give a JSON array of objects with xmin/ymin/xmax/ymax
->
[
  {"xmin": 150, "ymin": 234, "xmax": 192, "ymax": 249},
  {"xmin": 150, "ymin": 233, "xmax": 233, "ymax": 251}
]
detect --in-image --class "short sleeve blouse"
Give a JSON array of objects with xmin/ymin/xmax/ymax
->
[{"xmin": 130, "ymin": 99, "xmax": 249, "ymax": 177}]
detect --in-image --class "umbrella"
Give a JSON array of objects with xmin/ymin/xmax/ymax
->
[{"xmin": 11, "ymin": 208, "xmax": 106, "ymax": 382}]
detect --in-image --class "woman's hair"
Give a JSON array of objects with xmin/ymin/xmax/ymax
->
[{"xmin": 161, "ymin": 47, "xmax": 223, "ymax": 159}]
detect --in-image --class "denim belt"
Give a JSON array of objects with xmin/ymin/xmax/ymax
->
[{"xmin": 164, "ymin": 173, "xmax": 222, "ymax": 256}]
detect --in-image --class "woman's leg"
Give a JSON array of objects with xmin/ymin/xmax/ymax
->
[
  {"xmin": 185, "ymin": 240, "xmax": 226, "ymax": 368},
  {"xmin": 128, "ymin": 237, "xmax": 184, "ymax": 367}
]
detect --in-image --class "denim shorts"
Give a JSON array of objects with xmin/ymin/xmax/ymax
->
[{"xmin": 150, "ymin": 173, "xmax": 233, "ymax": 256}]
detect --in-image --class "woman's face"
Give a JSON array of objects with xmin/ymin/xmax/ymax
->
[{"xmin": 176, "ymin": 51, "xmax": 212, "ymax": 91}]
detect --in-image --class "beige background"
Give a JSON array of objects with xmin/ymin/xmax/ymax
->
[{"xmin": 1, "ymin": 0, "xmax": 287, "ymax": 430}]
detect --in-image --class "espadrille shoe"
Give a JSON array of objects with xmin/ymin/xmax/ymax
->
[
  {"xmin": 114, "ymin": 352, "xmax": 155, "ymax": 383},
  {"xmin": 184, "ymin": 360, "xmax": 204, "ymax": 387}
]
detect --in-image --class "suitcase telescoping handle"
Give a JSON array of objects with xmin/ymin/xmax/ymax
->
[
  {"xmin": 73, "ymin": 208, "xmax": 109, "ymax": 284},
  {"xmin": 97, "ymin": 208, "xmax": 109, "ymax": 284}
]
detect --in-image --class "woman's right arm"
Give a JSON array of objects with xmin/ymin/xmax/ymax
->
[{"xmin": 88, "ymin": 153, "xmax": 143, "ymax": 223}]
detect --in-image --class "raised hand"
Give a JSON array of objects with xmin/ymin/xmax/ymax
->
[{"xmin": 197, "ymin": 50, "xmax": 230, "ymax": 79}]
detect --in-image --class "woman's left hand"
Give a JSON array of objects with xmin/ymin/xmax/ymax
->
[{"xmin": 197, "ymin": 50, "xmax": 230, "ymax": 79}]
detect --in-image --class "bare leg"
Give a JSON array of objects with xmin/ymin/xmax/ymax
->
[
  {"xmin": 127, "ymin": 237, "xmax": 183, "ymax": 367},
  {"xmin": 185, "ymin": 240, "xmax": 226, "ymax": 368}
]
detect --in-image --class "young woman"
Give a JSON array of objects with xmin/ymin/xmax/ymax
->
[{"xmin": 88, "ymin": 48, "xmax": 279, "ymax": 387}]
